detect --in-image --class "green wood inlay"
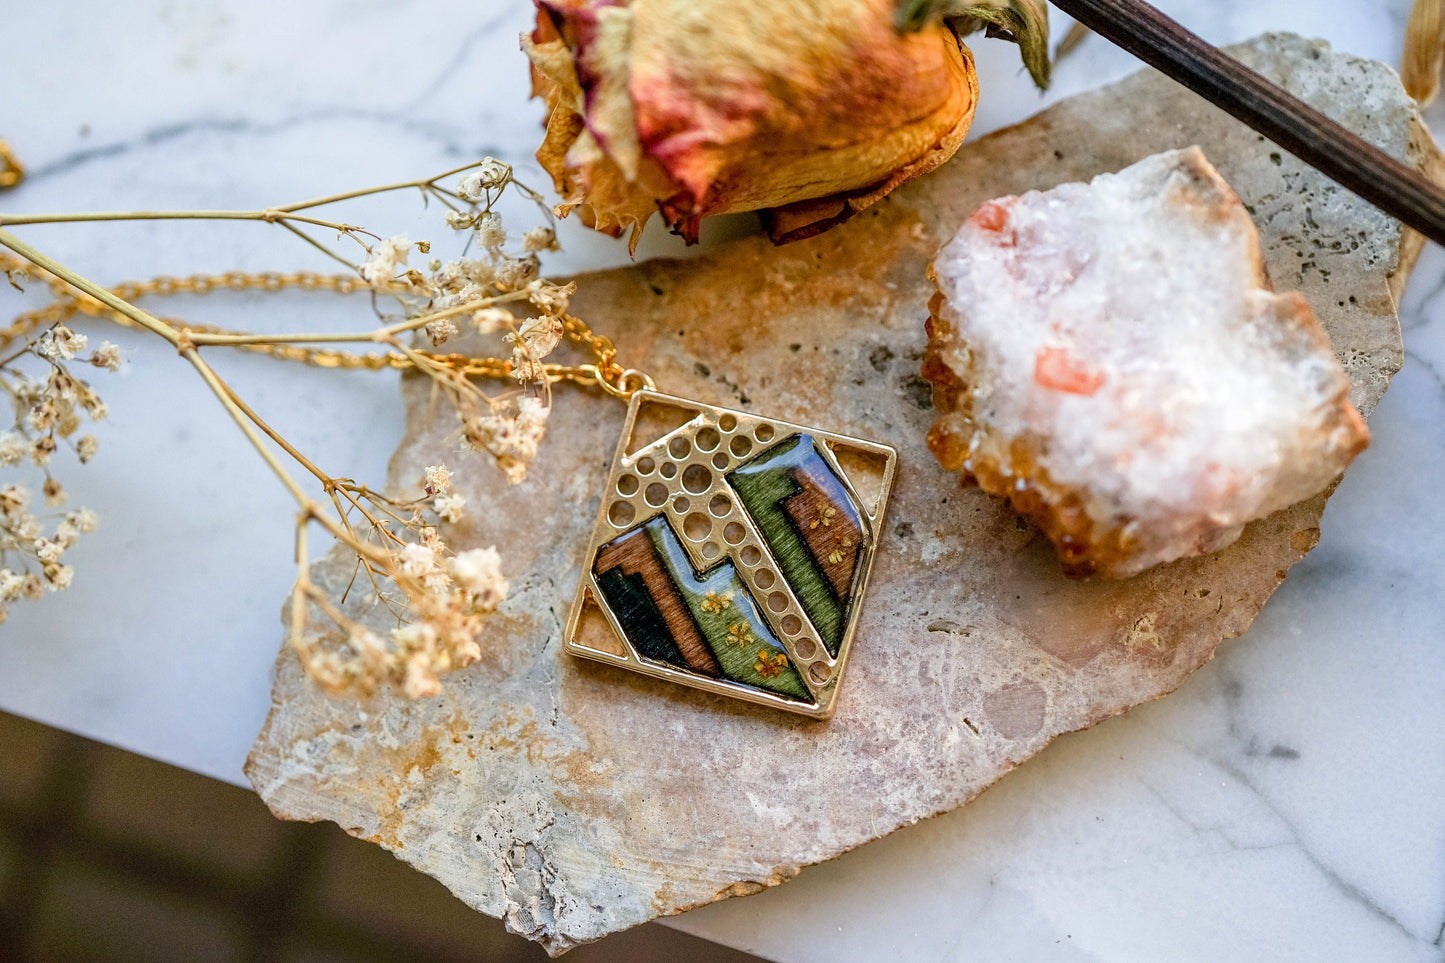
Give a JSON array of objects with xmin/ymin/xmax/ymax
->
[
  {"xmin": 642, "ymin": 517, "xmax": 811, "ymax": 702},
  {"xmin": 728, "ymin": 434, "xmax": 853, "ymax": 655}
]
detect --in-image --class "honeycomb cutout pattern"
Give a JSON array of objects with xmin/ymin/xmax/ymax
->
[{"xmin": 566, "ymin": 390, "xmax": 896, "ymax": 720}]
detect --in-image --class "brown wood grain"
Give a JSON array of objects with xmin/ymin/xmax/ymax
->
[
  {"xmin": 784, "ymin": 478, "xmax": 862, "ymax": 603},
  {"xmin": 595, "ymin": 530, "xmax": 722, "ymax": 677}
]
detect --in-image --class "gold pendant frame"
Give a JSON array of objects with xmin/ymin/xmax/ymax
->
[{"xmin": 564, "ymin": 389, "xmax": 897, "ymax": 719}]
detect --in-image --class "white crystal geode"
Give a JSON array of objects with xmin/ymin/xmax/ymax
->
[{"xmin": 924, "ymin": 147, "xmax": 1370, "ymax": 578}]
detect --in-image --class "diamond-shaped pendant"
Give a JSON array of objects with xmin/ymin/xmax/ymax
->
[{"xmin": 565, "ymin": 389, "xmax": 896, "ymax": 719}]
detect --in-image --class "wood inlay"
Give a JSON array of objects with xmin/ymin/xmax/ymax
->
[
  {"xmin": 784, "ymin": 476, "xmax": 862, "ymax": 602},
  {"xmin": 595, "ymin": 529, "xmax": 723, "ymax": 677}
]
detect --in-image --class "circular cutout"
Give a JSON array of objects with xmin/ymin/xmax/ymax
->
[
  {"xmin": 809, "ymin": 663, "xmax": 831, "ymax": 685},
  {"xmin": 683, "ymin": 512, "xmax": 711, "ymax": 541},
  {"xmin": 608, "ymin": 501, "xmax": 635, "ymax": 527},
  {"xmin": 616, "ymin": 474, "xmax": 639, "ymax": 496},
  {"xmin": 740, "ymin": 545, "xmax": 762, "ymax": 566},
  {"xmin": 644, "ymin": 483, "xmax": 669, "ymax": 507},
  {"xmin": 712, "ymin": 452, "xmax": 729, "ymax": 470},
  {"xmin": 767, "ymin": 591, "xmax": 788, "ymax": 613},
  {"xmin": 635, "ymin": 456, "xmax": 655, "ymax": 475},
  {"xmin": 755, "ymin": 424, "xmax": 775, "ymax": 443},
  {"xmin": 668, "ymin": 436, "xmax": 691, "ymax": 459},
  {"xmin": 702, "ymin": 542, "xmax": 721, "ymax": 560},
  {"xmin": 659, "ymin": 461, "xmax": 678, "ymax": 479},
  {"xmin": 754, "ymin": 569, "xmax": 775, "ymax": 589},
  {"xmin": 708, "ymin": 494, "xmax": 731, "ymax": 517},
  {"xmin": 729, "ymin": 436, "xmax": 753, "ymax": 458},
  {"xmin": 695, "ymin": 427, "xmax": 721, "ymax": 452},
  {"xmin": 723, "ymin": 522, "xmax": 745, "ymax": 544},
  {"xmin": 673, "ymin": 496, "xmax": 690, "ymax": 513},
  {"xmin": 682, "ymin": 464, "xmax": 712, "ymax": 494},
  {"xmin": 719, "ymin": 414, "xmax": 738, "ymax": 432},
  {"xmin": 793, "ymin": 637, "xmax": 816, "ymax": 659},
  {"xmin": 781, "ymin": 614, "xmax": 802, "ymax": 636}
]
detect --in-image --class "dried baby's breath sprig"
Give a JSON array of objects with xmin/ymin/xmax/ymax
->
[
  {"xmin": 0, "ymin": 156, "xmax": 605, "ymax": 699},
  {"xmin": 0, "ymin": 308, "xmax": 114, "ymax": 624}
]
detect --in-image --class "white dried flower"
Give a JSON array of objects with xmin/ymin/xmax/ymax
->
[
  {"xmin": 438, "ymin": 258, "xmax": 497, "ymax": 289},
  {"xmin": 76, "ymin": 435, "xmax": 99, "ymax": 464},
  {"xmin": 457, "ymin": 158, "xmax": 510, "ymax": 200},
  {"xmin": 20, "ymin": 574, "xmax": 44, "ymax": 601},
  {"xmin": 80, "ymin": 396, "xmax": 107, "ymax": 421},
  {"xmin": 433, "ymin": 493, "xmax": 466, "ymax": 523},
  {"xmin": 34, "ymin": 538, "xmax": 65, "ymax": 564},
  {"xmin": 423, "ymin": 464, "xmax": 451, "ymax": 496},
  {"xmin": 424, "ymin": 318, "xmax": 458, "ymax": 347},
  {"xmin": 508, "ymin": 316, "xmax": 564, "ymax": 381},
  {"xmin": 398, "ymin": 542, "xmax": 437, "ymax": 577},
  {"xmin": 0, "ymin": 484, "xmax": 29, "ymax": 519},
  {"xmin": 49, "ymin": 370, "xmax": 79, "ymax": 401},
  {"xmin": 55, "ymin": 402, "xmax": 81, "ymax": 438},
  {"xmin": 26, "ymin": 401, "xmax": 56, "ymax": 433},
  {"xmin": 463, "ymin": 396, "xmax": 550, "ymax": 483},
  {"xmin": 90, "ymin": 342, "xmax": 123, "ymax": 371},
  {"xmin": 43, "ymin": 564, "xmax": 73, "ymax": 590},
  {"xmin": 475, "ymin": 212, "xmax": 506, "ymax": 251},
  {"xmin": 0, "ymin": 569, "xmax": 23, "ymax": 603},
  {"xmin": 493, "ymin": 254, "xmax": 539, "ymax": 291},
  {"xmin": 42, "ymin": 478, "xmax": 64, "ymax": 508},
  {"xmin": 471, "ymin": 307, "xmax": 512, "ymax": 334},
  {"xmin": 0, "ymin": 432, "xmax": 26, "ymax": 466},
  {"xmin": 527, "ymin": 280, "xmax": 575, "ymax": 316},
  {"xmin": 421, "ymin": 570, "xmax": 452, "ymax": 594},
  {"xmin": 444, "ymin": 210, "xmax": 476, "ymax": 230},
  {"xmin": 359, "ymin": 234, "xmax": 412, "ymax": 287},
  {"xmin": 37, "ymin": 326, "xmax": 87, "ymax": 361},
  {"xmin": 30, "ymin": 437, "xmax": 56, "ymax": 465},
  {"xmin": 523, "ymin": 226, "xmax": 558, "ymax": 253},
  {"xmin": 66, "ymin": 508, "xmax": 98, "ymax": 533},
  {"xmin": 401, "ymin": 658, "xmax": 441, "ymax": 699},
  {"xmin": 449, "ymin": 547, "xmax": 508, "ymax": 611},
  {"xmin": 12, "ymin": 376, "xmax": 45, "ymax": 405}
]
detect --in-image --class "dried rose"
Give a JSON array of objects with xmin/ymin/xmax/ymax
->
[{"xmin": 524, "ymin": 0, "xmax": 983, "ymax": 249}]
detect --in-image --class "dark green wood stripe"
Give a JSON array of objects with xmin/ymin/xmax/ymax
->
[
  {"xmin": 727, "ymin": 435, "xmax": 846, "ymax": 655},
  {"xmin": 642, "ymin": 518, "xmax": 811, "ymax": 702}
]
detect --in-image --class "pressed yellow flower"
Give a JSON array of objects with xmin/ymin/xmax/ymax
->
[
  {"xmin": 754, "ymin": 650, "xmax": 788, "ymax": 678},
  {"xmin": 726, "ymin": 621, "xmax": 753, "ymax": 646},
  {"xmin": 810, "ymin": 505, "xmax": 838, "ymax": 530},
  {"xmin": 702, "ymin": 590, "xmax": 734, "ymax": 613}
]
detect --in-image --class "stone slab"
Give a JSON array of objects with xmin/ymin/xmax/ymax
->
[{"xmin": 246, "ymin": 34, "xmax": 1433, "ymax": 954}]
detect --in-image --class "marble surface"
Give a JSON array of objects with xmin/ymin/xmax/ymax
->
[{"xmin": 1, "ymin": 1, "xmax": 1441, "ymax": 960}]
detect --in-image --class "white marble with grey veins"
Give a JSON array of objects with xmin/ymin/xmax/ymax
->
[{"xmin": 1, "ymin": 2, "xmax": 1442, "ymax": 960}]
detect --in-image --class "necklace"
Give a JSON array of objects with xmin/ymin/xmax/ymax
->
[{"xmin": 0, "ymin": 258, "xmax": 897, "ymax": 719}]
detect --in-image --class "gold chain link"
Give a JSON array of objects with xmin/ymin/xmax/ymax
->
[{"xmin": 0, "ymin": 253, "xmax": 651, "ymax": 396}]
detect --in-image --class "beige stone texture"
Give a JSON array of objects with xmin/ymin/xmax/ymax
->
[{"xmin": 247, "ymin": 35, "xmax": 1436, "ymax": 955}]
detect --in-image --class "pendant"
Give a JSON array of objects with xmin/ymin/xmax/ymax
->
[{"xmin": 565, "ymin": 389, "xmax": 896, "ymax": 719}]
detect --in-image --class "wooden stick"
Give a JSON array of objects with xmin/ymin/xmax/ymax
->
[{"xmin": 1050, "ymin": 0, "xmax": 1445, "ymax": 246}]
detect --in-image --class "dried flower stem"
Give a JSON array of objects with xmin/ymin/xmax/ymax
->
[
  {"xmin": 0, "ymin": 226, "xmax": 383, "ymax": 561},
  {"xmin": 1, "ymin": 155, "xmax": 578, "ymax": 698}
]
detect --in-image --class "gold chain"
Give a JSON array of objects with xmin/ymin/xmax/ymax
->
[
  {"xmin": 0, "ymin": 139, "xmax": 652, "ymax": 397},
  {"xmin": 0, "ymin": 253, "xmax": 652, "ymax": 397}
]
